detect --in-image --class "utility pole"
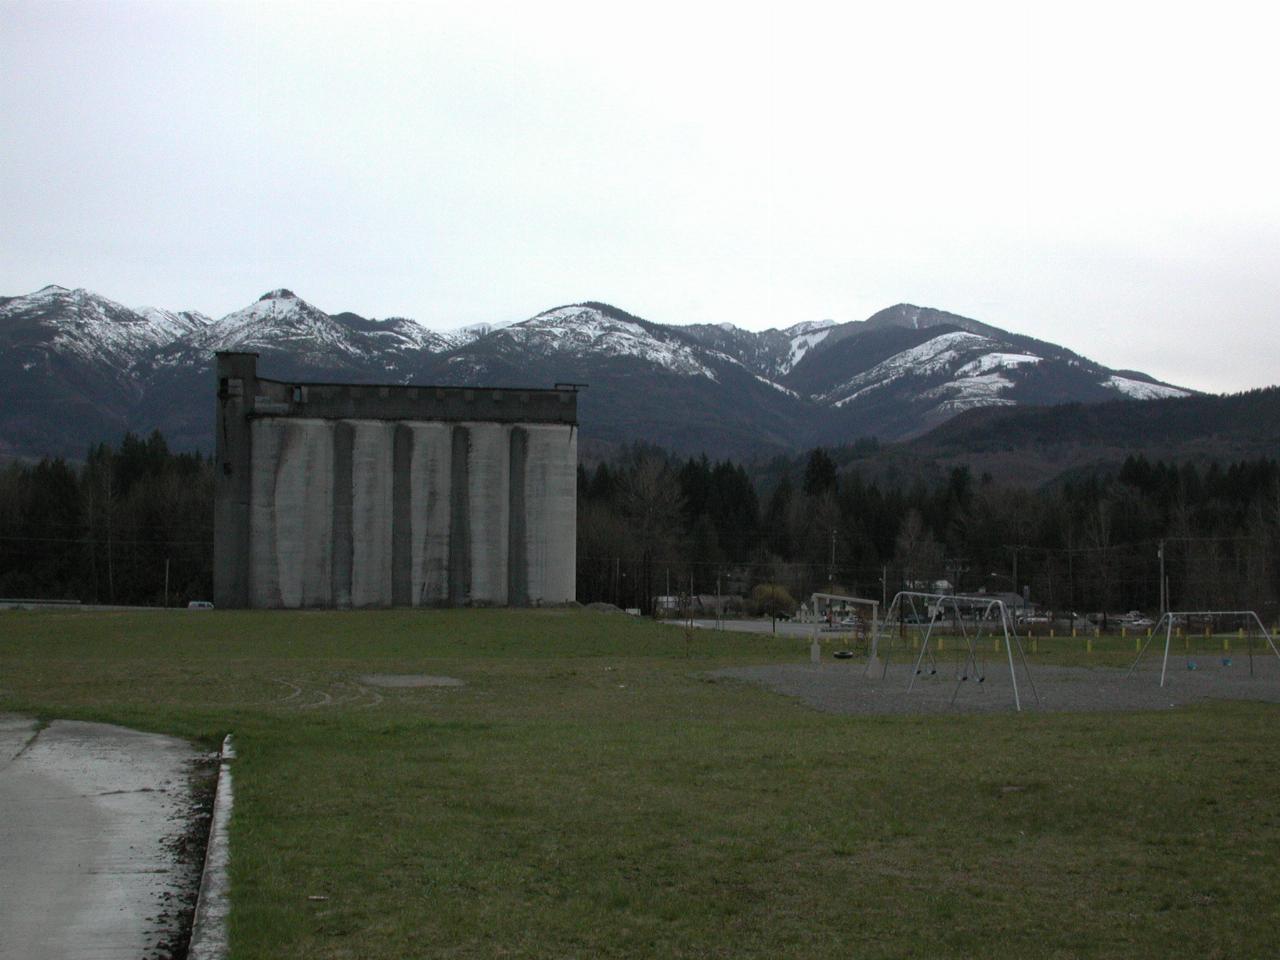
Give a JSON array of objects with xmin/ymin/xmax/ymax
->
[
  {"xmin": 829, "ymin": 528, "xmax": 836, "ymax": 584},
  {"xmin": 1158, "ymin": 540, "xmax": 1166, "ymax": 614}
]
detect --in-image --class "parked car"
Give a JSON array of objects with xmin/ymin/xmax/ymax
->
[
  {"xmin": 187, "ymin": 600, "xmax": 214, "ymax": 610},
  {"xmin": 1117, "ymin": 610, "xmax": 1155, "ymax": 628}
]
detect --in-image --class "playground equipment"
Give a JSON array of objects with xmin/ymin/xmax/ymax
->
[
  {"xmin": 865, "ymin": 591, "xmax": 1040, "ymax": 712},
  {"xmin": 1125, "ymin": 610, "xmax": 1280, "ymax": 687}
]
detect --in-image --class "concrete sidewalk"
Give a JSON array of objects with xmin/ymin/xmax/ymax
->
[{"xmin": 0, "ymin": 714, "xmax": 202, "ymax": 960}]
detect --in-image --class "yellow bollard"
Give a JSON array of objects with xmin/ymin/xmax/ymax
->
[
  {"xmin": 1031, "ymin": 638, "xmax": 1038, "ymax": 654},
  {"xmin": 1050, "ymin": 628, "xmax": 1055, "ymax": 638},
  {"xmin": 1072, "ymin": 627, "xmax": 1078, "ymax": 638},
  {"xmin": 1224, "ymin": 637, "xmax": 1230, "ymax": 652},
  {"xmin": 1135, "ymin": 636, "xmax": 1141, "ymax": 652},
  {"xmin": 1239, "ymin": 627, "xmax": 1245, "ymax": 639},
  {"xmin": 1184, "ymin": 636, "xmax": 1189, "ymax": 652},
  {"xmin": 1122, "ymin": 626, "xmax": 1128, "ymax": 639},
  {"xmin": 938, "ymin": 638, "xmax": 945, "ymax": 652},
  {"xmin": 1087, "ymin": 636, "xmax": 1093, "ymax": 654},
  {"xmin": 993, "ymin": 637, "xmax": 1000, "ymax": 652}
]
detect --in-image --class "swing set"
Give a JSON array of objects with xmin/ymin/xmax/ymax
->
[
  {"xmin": 1125, "ymin": 609, "xmax": 1280, "ymax": 687},
  {"xmin": 865, "ymin": 591, "xmax": 1041, "ymax": 712}
]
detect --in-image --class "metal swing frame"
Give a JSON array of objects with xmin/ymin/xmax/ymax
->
[
  {"xmin": 865, "ymin": 591, "xmax": 1040, "ymax": 712},
  {"xmin": 1124, "ymin": 609, "xmax": 1280, "ymax": 688}
]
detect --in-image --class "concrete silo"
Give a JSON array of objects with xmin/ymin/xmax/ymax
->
[{"xmin": 213, "ymin": 352, "xmax": 577, "ymax": 608}]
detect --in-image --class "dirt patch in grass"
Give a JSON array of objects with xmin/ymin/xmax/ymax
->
[{"xmin": 359, "ymin": 674, "xmax": 464, "ymax": 688}]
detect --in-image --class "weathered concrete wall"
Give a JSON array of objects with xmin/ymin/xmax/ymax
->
[
  {"xmin": 349, "ymin": 421, "xmax": 394, "ymax": 607},
  {"xmin": 249, "ymin": 418, "xmax": 334, "ymax": 608},
  {"xmin": 217, "ymin": 353, "xmax": 578, "ymax": 609},
  {"xmin": 465, "ymin": 422, "xmax": 510, "ymax": 605},
  {"xmin": 409, "ymin": 422, "xmax": 452, "ymax": 606},
  {"xmin": 245, "ymin": 417, "xmax": 577, "ymax": 608},
  {"xmin": 522, "ymin": 424, "xmax": 578, "ymax": 605}
]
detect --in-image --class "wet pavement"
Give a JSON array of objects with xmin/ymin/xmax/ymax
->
[{"xmin": 0, "ymin": 714, "xmax": 203, "ymax": 960}]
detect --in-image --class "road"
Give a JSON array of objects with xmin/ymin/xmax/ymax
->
[{"xmin": 0, "ymin": 715, "xmax": 201, "ymax": 960}]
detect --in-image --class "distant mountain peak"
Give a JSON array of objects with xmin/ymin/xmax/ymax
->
[
  {"xmin": 778, "ymin": 318, "xmax": 836, "ymax": 336},
  {"xmin": 0, "ymin": 282, "xmax": 1200, "ymax": 460}
]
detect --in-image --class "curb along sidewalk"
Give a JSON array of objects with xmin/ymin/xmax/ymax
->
[{"xmin": 188, "ymin": 734, "xmax": 235, "ymax": 960}]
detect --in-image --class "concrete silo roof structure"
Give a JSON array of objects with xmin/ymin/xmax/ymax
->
[{"xmin": 213, "ymin": 352, "xmax": 577, "ymax": 608}]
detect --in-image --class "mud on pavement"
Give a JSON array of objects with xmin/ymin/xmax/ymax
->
[{"xmin": 0, "ymin": 715, "xmax": 217, "ymax": 960}]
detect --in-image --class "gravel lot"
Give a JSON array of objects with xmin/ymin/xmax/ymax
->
[{"xmin": 711, "ymin": 654, "xmax": 1280, "ymax": 715}]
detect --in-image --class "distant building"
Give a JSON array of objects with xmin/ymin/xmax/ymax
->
[{"xmin": 213, "ymin": 352, "xmax": 578, "ymax": 608}]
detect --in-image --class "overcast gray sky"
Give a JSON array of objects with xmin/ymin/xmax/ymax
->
[{"xmin": 3, "ymin": 0, "xmax": 1277, "ymax": 393}]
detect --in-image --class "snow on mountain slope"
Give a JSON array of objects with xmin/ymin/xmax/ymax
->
[
  {"xmin": 1104, "ymin": 375, "xmax": 1191, "ymax": 400},
  {"xmin": 496, "ymin": 304, "xmax": 720, "ymax": 380},
  {"xmin": 955, "ymin": 352, "xmax": 1041, "ymax": 377},
  {"xmin": 0, "ymin": 285, "xmax": 207, "ymax": 373},
  {"xmin": 439, "ymin": 319, "xmax": 519, "ymax": 346},
  {"xmin": 330, "ymin": 311, "xmax": 459, "ymax": 355},
  {"xmin": 0, "ymin": 282, "xmax": 1204, "ymax": 459},
  {"xmin": 135, "ymin": 306, "xmax": 211, "ymax": 340},
  {"xmin": 922, "ymin": 372, "xmax": 1021, "ymax": 412},
  {"xmin": 910, "ymin": 352, "xmax": 1043, "ymax": 413},
  {"xmin": 780, "ymin": 322, "xmax": 834, "ymax": 375},
  {"xmin": 823, "ymin": 331, "xmax": 994, "ymax": 406},
  {"xmin": 157, "ymin": 289, "xmax": 394, "ymax": 370}
]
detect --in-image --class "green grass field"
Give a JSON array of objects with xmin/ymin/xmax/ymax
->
[{"xmin": 2, "ymin": 609, "xmax": 1278, "ymax": 959}]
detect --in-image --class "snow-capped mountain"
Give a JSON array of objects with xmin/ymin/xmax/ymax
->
[
  {"xmin": 680, "ymin": 318, "xmax": 844, "ymax": 379},
  {"xmin": 1, "ymin": 285, "xmax": 209, "ymax": 374},
  {"xmin": 493, "ymin": 303, "xmax": 721, "ymax": 379},
  {"xmin": 0, "ymin": 284, "xmax": 1194, "ymax": 459},
  {"xmin": 149, "ymin": 289, "xmax": 435, "ymax": 369},
  {"xmin": 0, "ymin": 285, "xmax": 213, "ymax": 457}
]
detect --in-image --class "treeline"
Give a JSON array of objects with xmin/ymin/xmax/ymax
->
[
  {"xmin": 0, "ymin": 432, "xmax": 213, "ymax": 604},
  {"xmin": 923, "ymin": 386, "xmax": 1280, "ymax": 454},
  {"xmin": 3, "ymin": 430, "xmax": 1277, "ymax": 618},
  {"xmin": 577, "ymin": 446, "xmax": 1280, "ymax": 619}
]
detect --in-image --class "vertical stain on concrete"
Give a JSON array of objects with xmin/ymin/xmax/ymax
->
[
  {"xmin": 391, "ymin": 424, "xmax": 413, "ymax": 606},
  {"xmin": 411, "ymin": 423, "xmax": 451, "ymax": 606},
  {"xmin": 508, "ymin": 426, "xmax": 529, "ymax": 606},
  {"xmin": 248, "ymin": 420, "xmax": 283, "ymax": 608},
  {"xmin": 448, "ymin": 425, "xmax": 471, "ymax": 605},
  {"xmin": 331, "ymin": 420, "xmax": 354, "ymax": 608}
]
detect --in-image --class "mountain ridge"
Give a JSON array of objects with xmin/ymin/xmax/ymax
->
[{"xmin": 0, "ymin": 284, "xmax": 1198, "ymax": 460}]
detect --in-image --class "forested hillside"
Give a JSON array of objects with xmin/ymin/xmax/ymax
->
[
  {"xmin": 3, "ymin": 432, "xmax": 1277, "ymax": 620},
  {"xmin": 921, "ymin": 386, "xmax": 1280, "ymax": 453},
  {"xmin": 580, "ymin": 446, "xmax": 1279, "ymax": 619},
  {"xmin": 0, "ymin": 432, "xmax": 211, "ymax": 604}
]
